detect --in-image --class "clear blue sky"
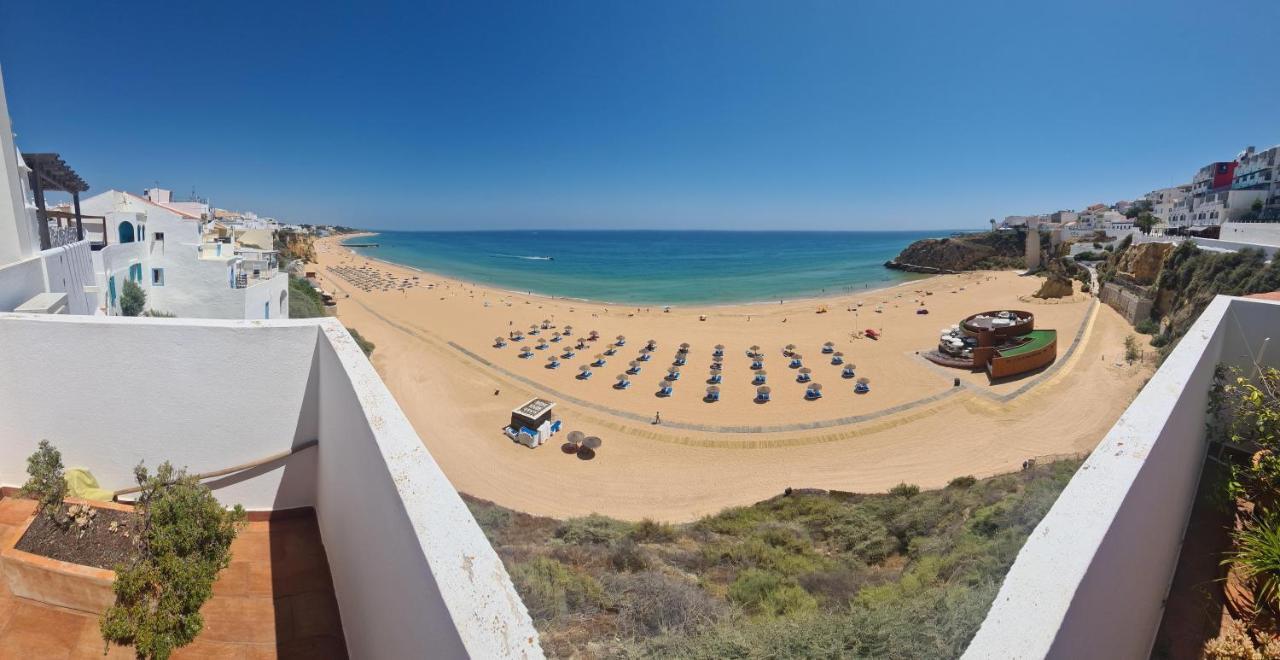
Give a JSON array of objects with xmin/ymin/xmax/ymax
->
[{"xmin": 2, "ymin": 1, "xmax": 1276, "ymax": 230}]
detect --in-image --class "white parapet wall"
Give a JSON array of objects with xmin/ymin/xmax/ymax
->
[
  {"xmin": 964, "ymin": 295, "xmax": 1280, "ymax": 658},
  {"xmin": 0, "ymin": 313, "xmax": 542, "ymax": 659}
]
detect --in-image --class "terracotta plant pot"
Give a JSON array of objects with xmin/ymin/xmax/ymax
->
[{"xmin": 0, "ymin": 498, "xmax": 132, "ymax": 614}]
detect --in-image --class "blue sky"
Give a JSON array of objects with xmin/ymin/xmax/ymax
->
[{"xmin": 1, "ymin": 1, "xmax": 1276, "ymax": 230}]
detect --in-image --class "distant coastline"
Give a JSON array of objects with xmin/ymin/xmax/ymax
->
[{"xmin": 339, "ymin": 229, "xmax": 948, "ymax": 306}]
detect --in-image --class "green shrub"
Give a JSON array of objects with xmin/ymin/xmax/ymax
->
[
  {"xmin": 728, "ymin": 568, "xmax": 817, "ymax": 616},
  {"xmin": 606, "ymin": 571, "xmax": 723, "ymax": 637},
  {"xmin": 347, "ymin": 327, "xmax": 375, "ymax": 356},
  {"xmin": 555, "ymin": 514, "xmax": 632, "ymax": 545},
  {"xmin": 1124, "ymin": 335, "xmax": 1141, "ymax": 364},
  {"xmin": 609, "ymin": 537, "xmax": 651, "ymax": 572},
  {"xmin": 1134, "ymin": 319, "xmax": 1159, "ymax": 335},
  {"xmin": 21, "ymin": 440, "xmax": 68, "ymax": 524},
  {"xmin": 287, "ymin": 276, "xmax": 325, "ymax": 318},
  {"xmin": 120, "ymin": 280, "xmax": 146, "ymax": 316},
  {"xmin": 508, "ymin": 557, "xmax": 607, "ymax": 623},
  {"xmin": 947, "ymin": 475, "xmax": 977, "ymax": 489},
  {"xmin": 1226, "ymin": 513, "xmax": 1280, "ymax": 612},
  {"xmin": 99, "ymin": 462, "xmax": 246, "ymax": 660},
  {"xmin": 889, "ymin": 483, "xmax": 921, "ymax": 498},
  {"xmin": 631, "ymin": 518, "xmax": 678, "ymax": 543},
  {"xmin": 142, "ymin": 309, "xmax": 176, "ymax": 318}
]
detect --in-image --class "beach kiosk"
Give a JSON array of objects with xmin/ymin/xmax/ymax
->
[{"xmin": 504, "ymin": 398, "xmax": 562, "ymax": 448}]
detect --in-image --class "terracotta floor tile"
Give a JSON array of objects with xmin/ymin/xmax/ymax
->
[
  {"xmin": 0, "ymin": 598, "xmax": 91, "ymax": 659},
  {"xmin": 199, "ymin": 595, "xmax": 278, "ymax": 645},
  {"xmin": 0, "ymin": 596, "xmax": 17, "ymax": 635},
  {"xmin": 71, "ymin": 623, "xmax": 136, "ymax": 660},
  {"xmin": 0, "ymin": 504, "xmax": 345, "ymax": 658},
  {"xmin": 275, "ymin": 635, "xmax": 349, "ymax": 660},
  {"xmin": 228, "ymin": 531, "xmax": 271, "ymax": 564},
  {"xmin": 170, "ymin": 638, "xmax": 249, "ymax": 659},
  {"xmin": 282, "ymin": 591, "xmax": 342, "ymax": 641},
  {"xmin": 212, "ymin": 561, "xmax": 252, "ymax": 598}
]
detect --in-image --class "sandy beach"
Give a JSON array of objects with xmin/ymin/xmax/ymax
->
[{"xmin": 309, "ymin": 234, "xmax": 1153, "ymax": 522}]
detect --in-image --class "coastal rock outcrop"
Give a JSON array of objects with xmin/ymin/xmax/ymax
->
[
  {"xmin": 1114, "ymin": 241, "xmax": 1173, "ymax": 285},
  {"xmin": 885, "ymin": 231, "xmax": 1027, "ymax": 273}
]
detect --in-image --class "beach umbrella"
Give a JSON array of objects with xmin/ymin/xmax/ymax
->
[
  {"xmin": 520, "ymin": 346, "xmax": 532, "ymax": 354},
  {"xmin": 679, "ymin": 342, "xmax": 691, "ymax": 352},
  {"xmin": 582, "ymin": 436, "xmax": 602, "ymax": 450},
  {"xmin": 833, "ymin": 351, "xmax": 844, "ymax": 358},
  {"xmin": 799, "ymin": 367, "xmax": 812, "ymax": 376},
  {"xmin": 617, "ymin": 374, "xmax": 630, "ymax": 383},
  {"xmin": 589, "ymin": 330, "xmax": 600, "ymax": 340},
  {"xmin": 566, "ymin": 430, "xmax": 585, "ymax": 446},
  {"xmin": 564, "ymin": 325, "xmax": 574, "ymax": 335},
  {"xmin": 629, "ymin": 359, "xmax": 640, "ymax": 368},
  {"xmin": 785, "ymin": 343, "xmax": 797, "ymax": 354},
  {"xmin": 646, "ymin": 339, "xmax": 658, "ymax": 348},
  {"xmin": 714, "ymin": 344, "xmax": 725, "ymax": 351},
  {"xmin": 617, "ymin": 334, "xmax": 626, "ymax": 342},
  {"xmin": 494, "ymin": 336, "xmax": 505, "ymax": 346},
  {"xmin": 595, "ymin": 353, "xmax": 605, "ymax": 361},
  {"xmin": 749, "ymin": 344, "xmax": 761, "ymax": 354},
  {"xmin": 823, "ymin": 341, "xmax": 835, "ymax": 348},
  {"xmin": 857, "ymin": 376, "xmax": 870, "ymax": 385},
  {"xmin": 668, "ymin": 366, "xmax": 680, "ymax": 375},
  {"xmin": 757, "ymin": 385, "xmax": 771, "ymax": 395},
  {"xmin": 579, "ymin": 365, "xmax": 592, "ymax": 373},
  {"xmin": 707, "ymin": 385, "xmax": 720, "ymax": 396}
]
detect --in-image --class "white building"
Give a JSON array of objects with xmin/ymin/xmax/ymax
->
[
  {"xmin": 1144, "ymin": 185, "xmax": 1191, "ymax": 222},
  {"xmin": 1168, "ymin": 188, "xmax": 1267, "ymax": 226},
  {"xmin": 0, "ymin": 66, "xmax": 97, "ymax": 315},
  {"xmin": 79, "ymin": 190, "xmax": 289, "ymax": 319},
  {"xmin": 1233, "ymin": 144, "xmax": 1280, "ymax": 220}
]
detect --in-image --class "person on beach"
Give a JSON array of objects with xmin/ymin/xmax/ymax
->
[{"xmin": 654, "ymin": 411, "xmax": 662, "ymax": 425}]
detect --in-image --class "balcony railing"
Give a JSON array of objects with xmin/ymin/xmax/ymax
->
[{"xmin": 964, "ymin": 296, "xmax": 1280, "ymax": 658}]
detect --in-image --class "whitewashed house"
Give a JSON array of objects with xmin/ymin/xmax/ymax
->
[
  {"xmin": 0, "ymin": 66, "xmax": 97, "ymax": 315},
  {"xmin": 79, "ymin": 189, "xmax": 289, "ymax": 319}
]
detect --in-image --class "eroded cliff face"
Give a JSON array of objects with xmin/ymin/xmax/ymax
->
[
  {"xmin": 278, "ymin": 232, "xmax": 317, "ymax": 264},
  {"xmin": 886, "ymin": 231, "xmax": 1027, "ymax": 273},
  {"xmin": 1114, "ymin": 242, "xmax": 1173, "ymax": 285}
]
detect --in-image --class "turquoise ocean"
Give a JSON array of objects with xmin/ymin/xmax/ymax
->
[{"xmin": 343, "ymin": 230, "xmax": 949, "ymax": 306}]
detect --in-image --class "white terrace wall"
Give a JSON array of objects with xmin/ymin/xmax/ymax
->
[
  {"xmin": 0, "ymin": 240, "xmax": 96, "ymax": 315},
  {"xmin": 0, "ymin": 314, "xmax": 319, "ymax": 509},
  {"xmin": 314, "ymin": 321, "xmax": 542, "ymax": 659},
  {"xmin": 965, "ymin": 296, "xmax": 1280, "ymax": 658}
]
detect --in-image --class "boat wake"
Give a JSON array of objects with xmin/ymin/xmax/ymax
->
[{"xmin": 492, "ymin": 254, "xmax": 555, "ymax": 261}]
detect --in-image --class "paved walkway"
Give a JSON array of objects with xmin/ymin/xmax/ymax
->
[{"xmin": 0, "ymin": 497, "xmax": 347, "ymax": 659}]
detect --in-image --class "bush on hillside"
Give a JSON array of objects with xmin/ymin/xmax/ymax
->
[
  {"xmin": 347, "ymin": 327, "xmax": 375, "ymax": 356},
  {"xmin": 477, "ymin": 460, "xmax": 1084, "ymax": 657},
  {"xmin": 288, "ymin": 275, "xmax": 325, "ymax": 318}
]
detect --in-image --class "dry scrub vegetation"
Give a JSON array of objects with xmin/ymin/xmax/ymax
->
[{"xmin": 466, "ymin": 459, "xmax": 1081, "ymax": 658}]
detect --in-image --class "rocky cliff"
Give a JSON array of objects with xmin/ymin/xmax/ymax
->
[
  {"xmin": 1114, "ymin": 241, "xmax": 1173, "ymax": 285},
  {"xmin": 886, "ymin": 231, "xmax": 1027, "ymax": 273}
]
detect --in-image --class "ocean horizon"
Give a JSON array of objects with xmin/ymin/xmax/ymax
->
[{"xmin": 343, "ymin": 229, "xmax": 956, "ymax": 305}]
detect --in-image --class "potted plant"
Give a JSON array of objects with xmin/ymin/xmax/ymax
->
[{"xmin": 1, "ymin": 441, "xmax": 245, "ymax": 660}]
